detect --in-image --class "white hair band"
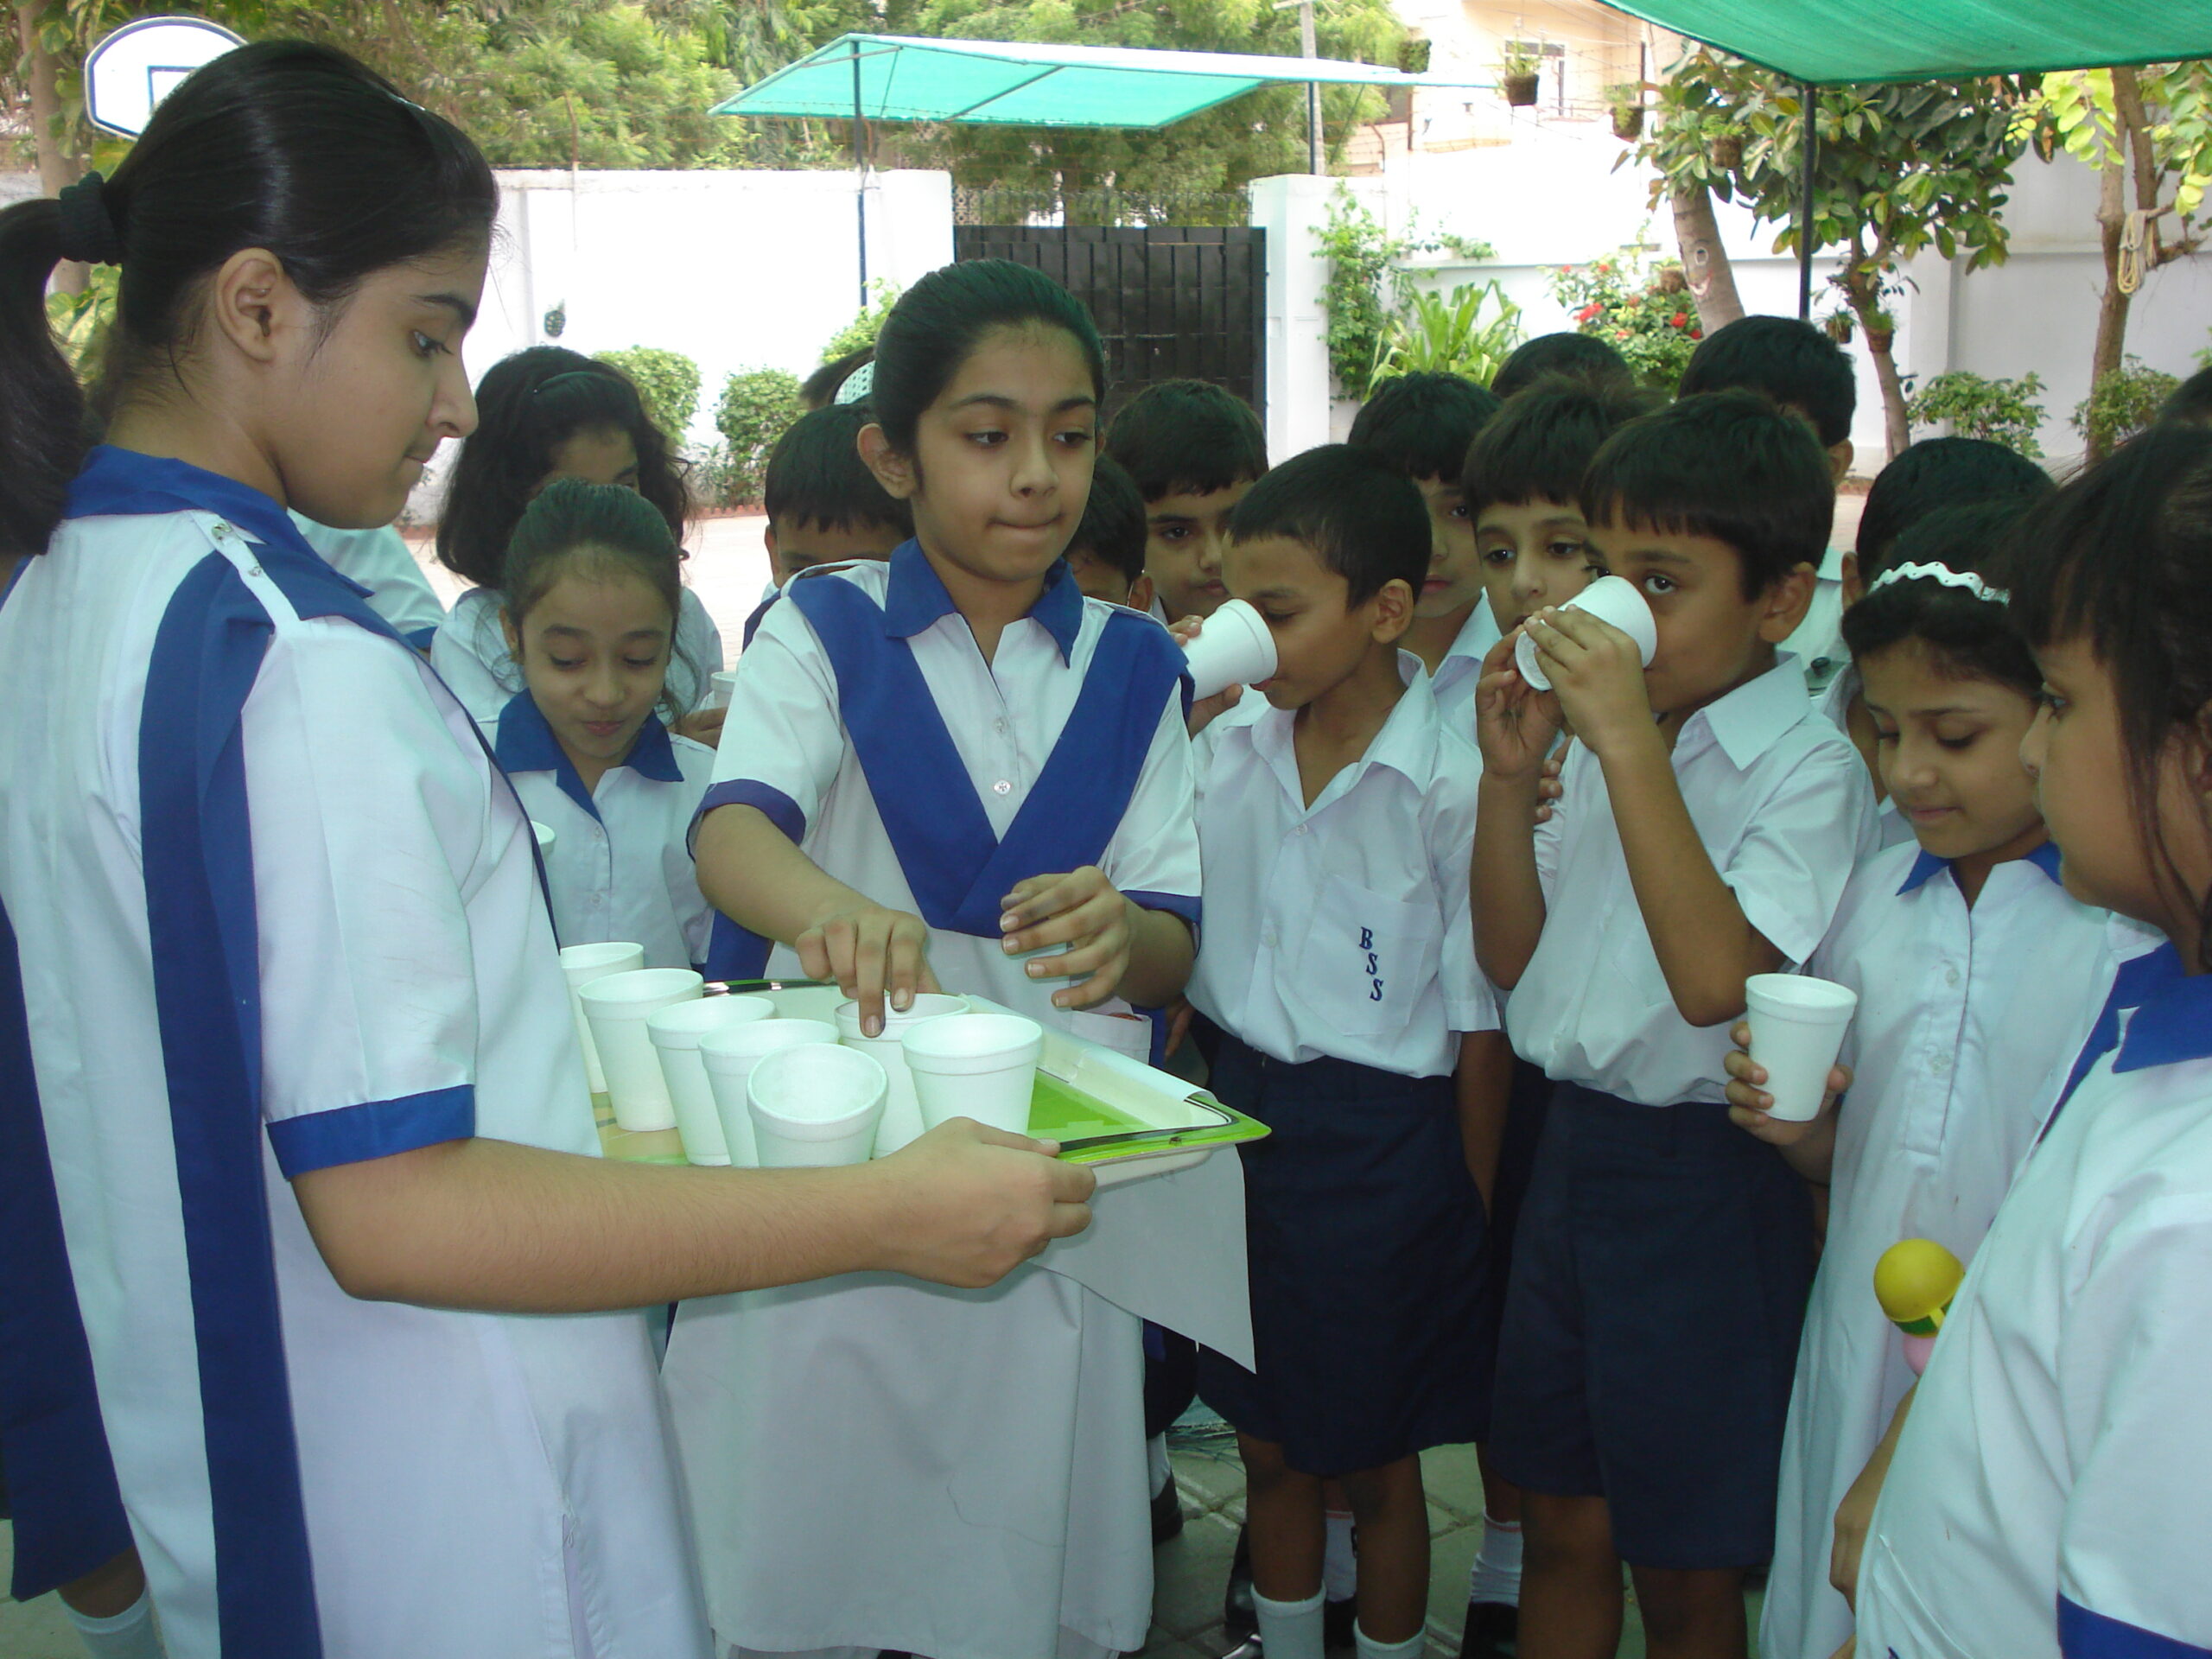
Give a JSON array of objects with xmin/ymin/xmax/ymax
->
[{"xmin": 1866, "ymin": 560, "xmax": 2010, "ymax": 606}]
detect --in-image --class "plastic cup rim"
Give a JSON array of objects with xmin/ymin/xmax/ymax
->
[
  {"xmin": 1745, "ymin": 974, "xmax": 1858, "ymax": 1020},
  {"xmin": 832, "ymin": 993, "xmax": 969, "ymax": 1039},
  {"xmin": 647, "ymin": 995, "xmax": 776, "ymax": 1047},
  {"xmin": 699, "ymin": 1018, "xmax": 838, "ymax": 1068}
]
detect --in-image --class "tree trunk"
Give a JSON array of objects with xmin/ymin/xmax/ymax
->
[
  {"xmin": 16, "ymin": 3, "xmax": 88, "ymax": 296},
  {"xmin": 2084, "ymin": 67, "xmax": 2158, "ymax": 465},
  {"xmin": 1670, "ymin": 181, "xmax": 1743, "ymax": 330},
  {"xmin": 1843, "ymin": 276, "xmax": 1909, "ymax": 460}
]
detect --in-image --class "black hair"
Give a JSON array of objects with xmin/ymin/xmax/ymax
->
[
  {"xmin": 0, "ymin": 41, "xmax": 496, "ymax": 556},
  {"xmin": 502, "ymin": 478, "xmax": 695, "ymax": 720},
  {"xmin": 1840, "ymin": 500, "xmax": 2039, "ymax": 698},
  {"xmin": 802, "ymin": 346, "xmax": 874, "ymax": 411},
  {"xmin": 1678, "ymin": 315, "xmax": 1857, "ymax": 449},
  {"xmin": 1104, "ymin": 378, "xmax": 1268, "ymax": 502},
  {"xmin": 1461, "ymin": 372, "xmax": 1666, "ymax": 520},
  {"xmin": 2011, "ymin": 426, "xmax": 2212, "ymax": 965},
  {"xmin": 1067, "ymin": 454, "xmax": 1147, "ymax": 584},
  {"xmin": 435, "ymin": 347, "xmax": 690, "ymax": 589},
  {"xmin": 1228, "ymin": 443, "xmax": 1428, "ymax": 606},
  {"xmin": 1347, "ymin": 372, "xmax": 1503, "ymax": 483},
  {"xmin": 2159, "ymin": 365, "xmax": 2212, "ymax": 430},
  {"xmin": 763, "ymin": 403, "xmax": 910, "ymax": 537},
  {"xmin": 1491, "ymin": 332, "xmax": 1635, "ymax": 401},
  {"xmin": 1856, "ymin": 436, "xmax": 2053, "ymax": 575},
  {"xmin": 1580, "ymin": 389, "xmax": 1834, "ymax": 597},
  {"xmin": 869, "ymin": 260, "xmax": 1105, "ymax": 452}
]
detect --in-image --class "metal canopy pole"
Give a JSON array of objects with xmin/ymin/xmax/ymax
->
[
  {"xmin": 1300, "ymin": 0, "xmax": 1321, "ymax": 173},
  {"xmin": 1796, "ymin": 80, "xmax": 1817, "ymax": 320},
  {"xmin": 852, "ymin": 38, "xmax": 868, "ymax": 310}
]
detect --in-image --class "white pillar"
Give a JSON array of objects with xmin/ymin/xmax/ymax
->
[{"xmin": 1248, "ymin": 174, "xmax": 1385, "ymax": 462}]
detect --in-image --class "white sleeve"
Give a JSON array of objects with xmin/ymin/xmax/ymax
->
[
  {"xmin": 296, "ymin": 518, "xmax": 446, "ymax": 637},
  {"xmin": 1530, "ymin": 740, "xmax": 1584, "ymax": 903},
  {"xmin": 2055, "ymin": 1186, "xmax": 2212, "ymax": 1653},
  {"xmin": 1100, "ymin": 690, "xmax": 1202, "ymax": 939},
  {"xmin": 241, "ymin": 621, "xmax": 485, "ymax": 1173},
  {"xmin": 428, "ymin": 606, "xmax": 523, "ymax": 723},
  {"xmin": 698, "ymin": 593, "xmax": 844, "ymax": 846},
  {"xmin": 1433, "ymin": 773, "xmax": 1500, "ymax": 1035},
  {"xmin": 675, "ymin": 586, "xmax": 727, "ymax": 713},
  {"xmin": 1720, "ymin": 742, "xmax": 1877, "ymax": 967}
]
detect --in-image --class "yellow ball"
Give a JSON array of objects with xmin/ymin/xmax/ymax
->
[{"xmin": 1874, "ymin": 1238, "xmax": 1966, "ymax": 1332}]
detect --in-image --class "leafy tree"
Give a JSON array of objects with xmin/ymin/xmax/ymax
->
[
  {"xmin": 596, "ymin": 345, "xmax": 704, "ymax": 437},
  {"xmin": 1635, "ymin": 50, "xmax": 1747, "ymax": 333}
]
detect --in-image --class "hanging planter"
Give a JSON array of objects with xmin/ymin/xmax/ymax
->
[
  {"xmin": 1503, "ymin": 72, "xmax": 1541, "ymax": 107},
  {"xmin": 1611, "ymin": 105, "xmax": 1644, "ymax": 140},
  {"xmin": 1709, "ymin": 132, "xmax": 1745, "ymax": 169}
]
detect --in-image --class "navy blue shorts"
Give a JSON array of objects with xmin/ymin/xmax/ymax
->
[
  {"xmin": 1478, "ymin": 1058, "xmax": 1553, "ymax": 1353},
  {"xmin": 1489, "ymin": 1083, "xmax": 1815, "ymax": 1569},
  {"xmin": 1197, "ymin": 1038, "xmax": 1494, "ymax": 1478}
]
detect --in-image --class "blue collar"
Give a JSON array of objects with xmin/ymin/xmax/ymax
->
[
  {"xmin": 1897, "ymin": 837, "xmax": 2065, "ymax": 895},
  {"xmin": 492, "ymin": 690, "xmax": 682, "ymax": 821},
  {"xmin": 879, "ymin": 538, "xmax": 1084, "ymax": 662},
  {"xmin": 2113, "ymin": 941, "xmax": 2212, "ymax": 1074}
]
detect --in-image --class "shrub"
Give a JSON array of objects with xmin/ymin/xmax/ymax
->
[
  {"xmin": 820, "ymin": 282, "xmax": 901, "ymax": 364},
  {"xmin": 1373, "ymin": 281, "xmax": 1523, "ymax": 385},
  {"xmin": 1904, "ymin": 371, "xmax": 2048, "ymax": 459},
  {"xmin": 2073, "ymin": 356, "xmax": 2180, "ymax": 458},
  {"xmin": 594, "ymin": 346, "xmax": 702, "ymax": 441},
  {"xmin": 714, "ymin": 368, "xmax": 805, "ymax": 505},
  {"xmin": 1546, "ymin": 254, "xmax": 1701, "ymax": 391}
]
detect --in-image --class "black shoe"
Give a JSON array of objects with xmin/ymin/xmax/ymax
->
[
  {"xmin": 1151, "ymin": 1478, "xmax": 1185, "ymax": 1546},
  {"xmin": 1224, "ymin": 1525, "xmax": 1256, "ymax": 1638},
  {"xmin": 1323, "ymin": 1593, "xmax": 1358, "ymax": 1650},
  {"xmin": 1460, "ymin": 1599, "xmax": 1518, "ymax": 1659}
]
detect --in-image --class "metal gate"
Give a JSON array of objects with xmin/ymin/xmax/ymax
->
[{"xmin": 952, "ymin": 224, "xmax": 1266, "ymax": 415}]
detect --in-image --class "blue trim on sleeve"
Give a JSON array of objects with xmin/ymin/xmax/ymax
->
[
  {"xmin": 2060, "ymin": 1597, "xmax": 2212, "ymax": 1658},
  {"xmin": 266, "ymin": 1086, "xmax": 476, "ymax": 1179},
  {"xmin": 1123, "ymin": 888, "xmax": 1202, "ymax": 941},
  {"xmin": 696, "ymin": 779, "xmax": 808, "ymax": 847}
]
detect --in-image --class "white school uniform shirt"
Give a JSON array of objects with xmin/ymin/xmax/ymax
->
[
  {"xmin": 290, "ymin": 511, "xmax": 445, "ymax": 639},
  {"xmin": 485, "ymin": 691, "xmax": 715, "ymax": 970},
  {"xmin": 1782, "ymin": 544, "xmax": 1850, "ymax": 699},
  {"xmin": 1761, "ymin": 840, "xmax": 2123, "ymax": 1659},
  {"xmin": 1855, "ymin": 942, "xmax": 2212, "ymax": 1659},
  {"xmin": 666, "ymin": 548, "xmax": 1199, "ymax": 1659},
  {"xmin": 1189, "ymin": 652, "xmax": 1497, "ymax": 1077},
  {"xmin": 1426, "ymin": 601, "xmax": 1502, "ymax": 738},
  {"xmin": 0, "ymin": 448, "xmax": 706, "ymax": 1658},
  {"xmin": 431, "ymin": 582, "xmax": 725, "ymax": 722},
  {"xmin": 1510, "ymin": 655, "xmax": 1877, "ymax": 1105}
]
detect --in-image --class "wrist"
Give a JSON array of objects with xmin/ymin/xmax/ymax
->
[
  {"xmin": 1481, "ymin": 769, "xmax": 1543, "ymax": 801},
  {"xmin": 1584, "ymin": 709, "xmax": 1665, "ymax": 768}
]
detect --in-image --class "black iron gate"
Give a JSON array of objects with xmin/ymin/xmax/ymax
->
[{"xmin": 952, "ymin": 224, "xmax": 1266, "ymax": 416}]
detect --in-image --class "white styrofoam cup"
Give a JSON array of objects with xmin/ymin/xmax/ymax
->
[
  {"xmin": 833, "ymin": 994, "xmax": 969, "ymax": 1154},
  {"xmin": 646, "ymin": 995, "xmax": 776, "ymax": 1164},
  {"xmin": 699, "ymin": 1018, "xmax": 839, "ymax": 1166},
  {"xmin": 746, "ymin": 1042, "xmax": 888, "ymax": 1168},
  {"xmin": 1516, "ymin": 575, "xmax": 1658, "ymax": 691},
  {"xmin": 1744, "ymin": 973, "xmax": 1859, "ymax": 1123},
  {"xmin": 559, "ymin": 941, "xmax": 645, "ymax": 1095},
  {"xmin": 1180, "ymin": 599, "xmax": 1277, "ymax": 701},
  {"xmin": 578, "ymin": 968, "xmax": 702, "ymax": 1131},
  {"xmin": 901, "ymin": 1012, "xmax": 1046, "ymax": 1136},
  {"xmin": 531, "ymin": 820, "xmax": 556, "ymax": 855}
]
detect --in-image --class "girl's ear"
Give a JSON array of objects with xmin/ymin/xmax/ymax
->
[
  {"xmin": 208, "ymin": 248, "xmax": 308, "ymax": 366},
  {"xmin": 858, "ymin": 422, "xmax": 918, "ymax": 501},
  {"xmin": 500, "ymin": 606, "xmax": 523, "ymax": 664}
]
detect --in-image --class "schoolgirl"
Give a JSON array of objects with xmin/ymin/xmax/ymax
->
[
  {"xmin": 0, "ymin": 44, "xmax": 1087, "ymax": 1657},
  {"xmin": 1724, "ymin": 503, "xmax": 2133, "ymax": 1659},
  {"xmin": 429, "ymin": 346, "xmax": 725, "ymax": 728}
]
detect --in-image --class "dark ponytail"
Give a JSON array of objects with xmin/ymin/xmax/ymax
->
[{"xmin": 0, "ymin": 41, "xmax": 495, "ymax": 557}]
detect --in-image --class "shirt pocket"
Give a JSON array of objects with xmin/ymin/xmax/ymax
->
[{"xmin": 1296, "ymin": 875, "xmax": 1443, "ymax": 1038}]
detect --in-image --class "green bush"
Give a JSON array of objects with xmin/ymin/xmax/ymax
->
[
  {"xmin": 820, "ymin": 282, "xmax": 901, "ymax": 365},
  {"xmin": 2073, "ymin": 356, "xmax": 2180, "ymax": 457},
  {"xmin": 714, "ymin": 368, "xmax": 805, "ymax": 505},
  {"xmin": 1546, "ymin": 255, "xmax": 1701, "ymax": 391},
  {"xmin": 1904, "ymin": 371, "xmax": 2047, "ymax": 459},
  {"xmin": 1373, "ymin": 281, "xmax": 1524, "ymax": 386},
  {"xmin": 594, "ymin": 346, "xmax": 702, "ymax": 441}
]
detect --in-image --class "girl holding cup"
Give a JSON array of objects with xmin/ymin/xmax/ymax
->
[{"xmin": 1720, "ymin": 502, "xmax": 2136, "ymax": 1659}]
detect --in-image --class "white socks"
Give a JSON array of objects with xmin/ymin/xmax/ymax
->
[
  {"xmin": 1147, "ymin": 1433, "xmax": 1173, "ymax": 1498},
  {"xmin": 1322, "ymin": 1508, "xmax": 1357, "ymax": 1601},
  {"xmin": 1354, "ymin": 1624, "xmax": 1426, "ymax": 1659},
  {"xmin": 1465, "ymin": 1510, "xmax": 1524, "ymax": 1606},
  {"xmin": 1253, "ymin": 1586, "xmax": 1327, "ymax": 1659},
  {"xmin": 67, "ymin": 1590, "xmax": 164, "ymax": 1659}
]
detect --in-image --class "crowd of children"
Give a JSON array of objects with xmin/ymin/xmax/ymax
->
[{"xmin": 4, "ymin": 37, "xmax": 2212, "ymax": 1659}]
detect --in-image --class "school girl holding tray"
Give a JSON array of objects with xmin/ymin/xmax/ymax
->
[
  {"xmin": 1719, "ymin": 505, "xmax": 2133, "ymax": 1659},
  {"xmin": 0, "ymin": 45, "xmax": 1092, "ymax": 1659},
  {"xmin": 681, "ymin": 260, "xmax": 1203, "ymax": 1659},
  {"xmin": 1842, "ymin": 426, "xmax": 2212, "ymax": 1657}
]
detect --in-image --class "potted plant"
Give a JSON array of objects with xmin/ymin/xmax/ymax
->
[
  {"xmin": 1498, "ymin": 40, "xmax": 1541, "ymax": 108},
  {"xmin": 1607, "ymin": 82, "xmax": 1644, "ymax": 141},
  {"xmin": 1708, "ymin": 120, "xmax": 1745, "ymax": 169}
]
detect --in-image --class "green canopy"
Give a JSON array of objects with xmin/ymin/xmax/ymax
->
[
  {"xmin": 713, "ymin": 33, "xmax": 1488, "ymax": 129},
  {"xmin": 1599, "ymin": 0, "xmax": 2212, "ymax": 86}
]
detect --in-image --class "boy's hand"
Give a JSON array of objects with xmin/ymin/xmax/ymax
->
[
  {"xmin": 672, "ymin": 706, "xmax": 728, "ymax": 747},
  {"xmin": 1169, "ymin": 614, "xmax": 1244, "ymax": 734},
  {"xmin": 1533, "ymin": 737, "xmax": 1571, "ymax": 824},
  {"xmin": 1163, "ymin": 997, "xmax": 1197, "ymax": 1059},
  {"xmin": 797, "ymin": 901, "xmax": 939, "ymax": 1036},
  {"xmin": 866, "ymin": 1120, "xmax": 1096, "ymax": 1287},
  {"xmin": 1521, "ymin": 607, "xmax": 1652, "ymax": 758},
  {"xmin": 1724, "ymin": 1020, "xmax": 1850, "ymax": 1147},
  {"xmin": 1001, "ymin": 867, "xmax": 1136, "ymax": 1010},
  {"xmin": 1473, "ymin": 631, "xmax": 1562, "ymax": 785}
]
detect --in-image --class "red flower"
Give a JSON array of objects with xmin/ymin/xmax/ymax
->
[
  {"xmin": 1575, "ymin": 302, "xmax": 1603, "ymax": 323},
  {"xmin": 1614, "ymin": 327, "xmax": 1631, "ymax": 340},
  {"xmin": 1670, "ymin": 311, "xmax": 1688, "ymax": 327},
  {"xmin": 1690, "ymin": 328, "xmax": 1704, "ymax": 340}
]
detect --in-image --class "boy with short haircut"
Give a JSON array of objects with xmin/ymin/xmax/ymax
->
[
  {"xmin": 1491, "ymin": 333, "xmax": 1634, "ymax": 402},
  {"xmin": 1347, "ymin": 372, "xmax": 1504, "ymax": 723},
  {"xmin": 1678, "ymin": 316, "xmax": 1859, "ymax": 696},
  {"xmin": 761, "ymin": 401, "xmax": 912, "ymax": 589},
  {"xmin": 1472, "ymin": 391, "xmax": 1876, "ymax": 1659},
  {"xmin": 1190, "ymin": 444, "xmax": 1506, "ymax": 1659},
  {"xmin": 1105, "ymin": 378, "xmax": 1268, "ymax": 623},
  {"xmin": 1062, "ymin": 454, "xmax": 1155, "ymax": 612}
]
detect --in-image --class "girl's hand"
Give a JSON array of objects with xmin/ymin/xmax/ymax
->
[
  {"xmin": 1163, "ymin": 997, "xmax": 1197, "ymax": 1058},
  {"xmin": 797, "ymin": 901, "xmax": 939, "ymax": 1036},
  {"xmin": 1474, "ymin": 631, "xmax": 1563, "ymax": 784},
  {"xmin": 1522, "ymin": 607, "xmax": 1650, "ymax": 758},
  {"xmin": 1001, "ymin": 867, "xmax": 1135, "ymax": 1010},
  {"xmin": 672, "ymin": 706, "xmax": 727, "ymax": 747},
  {"xmin": 1724, "ymin": 1021, "xmax": 1850, "ymax": 1147}
]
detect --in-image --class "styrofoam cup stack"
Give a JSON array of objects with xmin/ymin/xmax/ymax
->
[
  {"xmin": 646, "ymin": 995, "xmax": 776, "ymax": 1164},
  {"xmin": 578, "ymin": 969, "xmax": 702, "ymax": 1131},
  {"xmin": 699, "ymin": 1019, "xmax": 839, "ymax": 1166},
  {"xmin": 559, "ymin": 941, "xmax": 645, "ymax": 1094},
  {"xmin": 1516, "ymin": 575, "xmax": 1658, "ymax": 691},
  {"xmin": 1180, "ymin": 599, "xmax": 1277, "ymax": 701},
  {"xmin": 1743, "ymin": 973, "xmax": 1859, "ymax": 1123},
  {"xmin": 746, "ymin": 1042, "xmax": 888, "ymax": 1168},
  {"xmin": 833, "ymin": 994, "xmax": 969, "ymax": 1155},
  {"xmin": 901, "ymin": 1012, "xmax": 1046, "ymax": 1136}
]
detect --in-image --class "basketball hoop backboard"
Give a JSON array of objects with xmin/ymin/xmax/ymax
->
[{"xmin": 84, "ymin": 16, "xmax": 245, "ymax": 138}]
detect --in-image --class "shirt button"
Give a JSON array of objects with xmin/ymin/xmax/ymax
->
[
  {"xmin": 996, "ymin": 718, "xmax": 1010, "ymax": 734},
  {"xmin": 993, "ymin": 779, "xmax": 1013, "ymax": 795},
  {"xmin": 1931, "ymin": 1053, "xmax": 1950, "ymax": 1074},
  {"xmin": 1944, "ymin": 965, "xmax": 1961, "ymax": 988},
  {"xmin": 1263, "ymin": 928, "xmax": 1280, "ymax": 949}
]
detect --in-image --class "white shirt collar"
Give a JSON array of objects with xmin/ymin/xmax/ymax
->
[
  {"xmin": 1243, "ymin": 651, "xmax": 1446, "ymax": 801},
  {"xmin": 1677, "ymin": 654, "xmax": 1815, "ymax": 772}
]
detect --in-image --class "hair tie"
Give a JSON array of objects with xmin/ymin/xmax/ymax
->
[
  {"xmin": 1866, "ymin": 559, "xmax": 2009, "ymax": 607},
  {"xmin": 55, "ymin": 172, "xmax": 124, "ymax": 268},
  {"xmin": 834, "ymin": 359, "xmax": 876, "ymax": 406}
]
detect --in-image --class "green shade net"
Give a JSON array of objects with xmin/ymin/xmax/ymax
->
[
  {"xmin": 1599, "ymin": 0, "xmax": 2212, "ymax": 84},
  {"xmin": 713, "ymin": 33, "xmax": 1488, "ymax": 129}
]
